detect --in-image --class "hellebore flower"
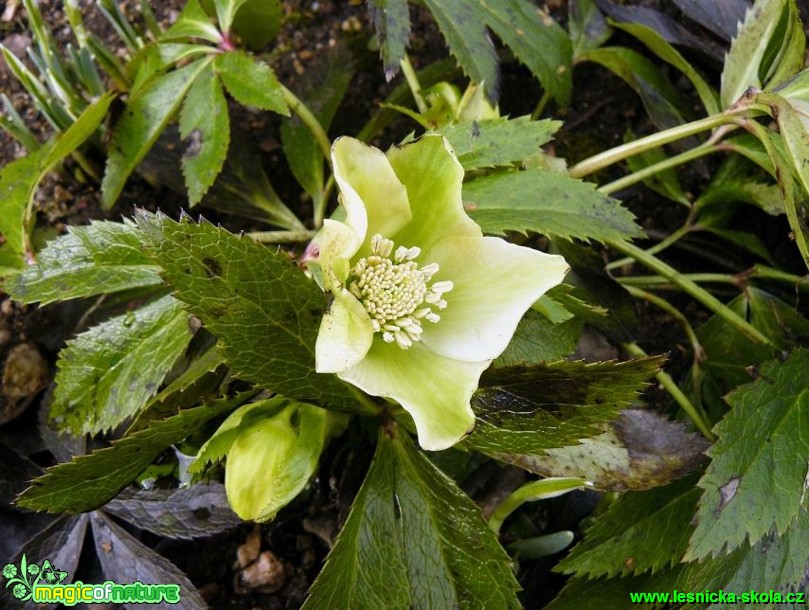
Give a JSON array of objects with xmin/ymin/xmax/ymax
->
[
  {"xmin": 191, "ymin": 398, "xmax": 344, "ymax": 521},
  {"xmin": 306, "ymin": 135, "xmax": 569, "ymax": 451}
]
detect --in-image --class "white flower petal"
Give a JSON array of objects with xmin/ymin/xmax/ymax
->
[
  {"xmin": 316, "ymin": 288, "xmax": 375, "ymax": 373},
  {"xmin": 421, "ymin": 236, "xmax": 569, "ymax": 362},
  {"xmin": 338, "ymin": 341, "xmax": 487, "ymax": 451},
  {"xmin": 332, "ymin": 137, "xmax": 412, "ymax": 255},
  {"xmin": 387, "ymin": 135, "xmax": 481, "ymax": 251}
]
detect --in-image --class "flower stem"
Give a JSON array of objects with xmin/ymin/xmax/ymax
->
[
  {"xmin": 623, "ymin": 285, "xmax": 705, "ymax": 363},
  {"xmin": 531, "ymin": 90, "xmax": 551, "ymax": 120},
  {"xmin": 313, "ymin": 174, "xmax": 336, "ymax": 230},
  {"xmin": 400, "ymin": 54, "xmax": 428, "ymax": 114},
  {"xmin": 733, "ymin": 114, "xmax": 809, "ymax": 267},
  {"xmin": 622, "ymin": 342, "xmax": 715, "ymax": 441},
  {"xmin": 489, "ymin": 478, "xmax": 592, "ymax": 534},
  {"xmin": 617, "ymin": 273, "xmax": 740, "ymax": 287},
  {"xmin": 747, "ymin": 264, "xmax": 809, "ymax": 292},
  {"xmin": 570, "ymin": 112, "xmax": 741, "ymax": 179},
  {"xmin": 597, "ymin": 140, "xmax": 721, "ymax": 197},
  {"xmin": 606, "ymin": 224, "xmax": 692, "ymax": 271},
  {"xmin": 607, "ymin": 239, "xmax": 770, "ymax": 344},
  {"xmin": 281, "ymin": 84, "xmax": 332, "ymax": 167}
]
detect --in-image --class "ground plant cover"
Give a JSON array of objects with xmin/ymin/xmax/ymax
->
[{"xmin": 0, "ymin": 0, "xmax": 808, "ymax": 607}]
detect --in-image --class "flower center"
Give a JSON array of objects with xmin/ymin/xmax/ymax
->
[{"xmin": 348, "ymin": 234, "xmax": 453, "ymax": 349}]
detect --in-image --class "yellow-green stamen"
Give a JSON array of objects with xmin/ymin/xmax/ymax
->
[{"xmin": 348, "ymin": 234, "xmax": 452, "ymax": 349}]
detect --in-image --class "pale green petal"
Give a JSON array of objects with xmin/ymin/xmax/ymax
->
[
  {"xmin": 315, "ymin": 288, "xmax": 375, "ymax": 373},
  {"xmin": 387, "ymin": 135, "xmax": 481, "ymax": 251},
  {"xmin": 332, "ymin": 137, "xmax": 411, "ymax": 254},
  {"xmin": 225, "ymin": 404, "xmax": 328, "ymax": 521},
  {"xmin": 337, "ymin": 341, "xmax": 487, "ymax": 451},
  {"xmin": 308, "ymin": 218, "xmax": 361, "ymax": 290},
  {"xmin": 191, "ymin": 397, "xmax": 289, "ymax": 473},
  {"xmin": 421, "ymin": 236, "xmax": 569, "ymax": 362}
]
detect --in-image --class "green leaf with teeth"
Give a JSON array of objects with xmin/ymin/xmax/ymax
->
[
  {"xmin": 135, "ymin": 211, "xmax": 358, "ymax": 412},
  {"xmin": 51, "ymin": 295, "xmax": 193, "ymax": 436},
  {"xmin": 464, "ymin": 170, "xmax": 642, "ymax": 243},
  {"xmin": 686, "ymin": 348, "xmax": 809, "ymax": 560}
]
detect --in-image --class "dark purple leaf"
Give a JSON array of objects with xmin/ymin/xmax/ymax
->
[
  {"xmin": 90, "ymin": 512, "xmax": 206, "ymax": 610},
  {"xmin": 104, "ymin": 483, "xmax": 241, "ymax": 540}
]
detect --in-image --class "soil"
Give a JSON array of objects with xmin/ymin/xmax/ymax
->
[{"xmin": 1, "ymin": 1, "xmax": 806, "ymax": 609}]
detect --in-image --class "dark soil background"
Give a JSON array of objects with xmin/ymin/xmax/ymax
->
[{"xmin": 1, "ymin": 0, "xmax": 808, "ymax": 608}]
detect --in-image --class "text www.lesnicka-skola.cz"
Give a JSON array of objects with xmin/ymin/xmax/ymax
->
[{"xmin": 629, "ymin": 589, "xmax": 805, "ymax": 604}]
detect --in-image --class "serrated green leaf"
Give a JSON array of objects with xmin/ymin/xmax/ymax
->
[
  {"xmin": 392, "ymin": 436, "xmax": 521, "ymax": 609},
  {"xmin": 161, "ymin": 0, "xmax": 222, "ymax": 44},
  {"xmin": 303, "ymin": 433, "xmax": 521, "ymax": 609},
  {"xmin": 516, "ymin": 409, "xmax": 709, "ymax": 491},
  {"xmin": 201, "ymin": 122, "xmax": 306, "ymax": 229},
  {"xmin": 103, "ymin": 58, "xmax": 212, "ymax": 209},
  {"xmin": 90, "ymin": 512, "xmax": 207, "ymax": 609},
  {"xmin": 215, "ymin": 50, "xmax": 288, "ymax": 115},
  {"xmin": 51, "ymin": 295, "xmax": 193, "ymax": 435},
  {"xmin": 533, "ymin": 290, "xmax": 576, "ymax": 324},
  {"xmin": 127, "ymin": 345, "xmax": 225, "ymax": 433},
  {"xmin": 16, "ymin": 393, "xmax": 249, "ymax": 513},
  {"xmin": 693, "ymin": 288, "xmax": 809, "ymax": 414},
  {"xmin": 720, "ymin": 0, "xmax": 804, "ymax": 108},
  {"xmin": 547, "ymin": 566, "xmax": 684, "ymax": 610},
  {"xmin": 422, "ymin": 0, "xmax": 499, "ymax": 100},
  {"xmin": 680, "ymin": 507, "xmax": 809, "ymax": 607},
  {"xmin": 478, "ymin": 0, "xmax": 573, "ymax": 105},
  {"xmin": 686, "ymin": 348, "xmax": 809, "ymax": 560},
  {"xmin": 153, "ymin": 42, "xmax": 215, "ymax": 67},
  {"xmin": 0, "ymin": 92, "xmax": 115, "ymax": 257},
  {"xmin": 464, "ymin": 169, "xmax": 642, "ymax": 243},
  {"xmin": 557, "ymin": 475, "xmax": 701, "ymax": 579},
  {"xmin": 231, "ymin": 0, "xmax": 283, "ymax": 50},
  {"xmin": 465, "ymin": 358, "xmax": 662, "ymax": 456},
  {"xmin": 696, "ymin": 177, "xmax": 786, "ymax": 216},
  {"xmin": 493, "ymin": 308, "xmax": 582, "ymax": 367},
  {"xmin": 212, "ymin": 0, "xmax": 248, "ymax": 34},
  {"xmin": 5, "ymin": 220, "xmax": 163, "ymax": 305},
  {"xmin": 179, "ymin": 63, "xmax": 230, "ymax": 205},
  {"xmin": 435, "ymin": 117, "xmax": 561, "ymax": 171},
  {"xmin": 614, "ymin": 22, "xmax": 719, "ymax": 115},
  {"xmin": 135, "ymin": 212, "xmax": 357, "ymax": 411},
  {"xmin": 103, "ymin": 482, "xmax": 241, "ymax": 540},
  {"xmin": 281, "ymin": 46, "xmax": 353, "ymax": 198},
  {"xmin": 555, "ymin": 239, "xmax": 637, "ymax": 342},
  {"xmin": 369, "ymin": 0, "xmax": 411, "ymax": 80},
  {"xmin": 0, "ymin": 146, "xmax": 50, "ymax": 259},
  {"xmin": 302, "ymin": 433, "xmax": 411, "ymax": 610}
]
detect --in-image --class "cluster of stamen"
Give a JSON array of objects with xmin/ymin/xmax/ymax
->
[{"xmin": 348, "ymin": 234, "xmax": 453, "ymax": 349}]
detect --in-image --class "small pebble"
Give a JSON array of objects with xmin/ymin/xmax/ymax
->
[{"xmin": 2, "ymin": 342, "xmax": 48, "ymax": 401}]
